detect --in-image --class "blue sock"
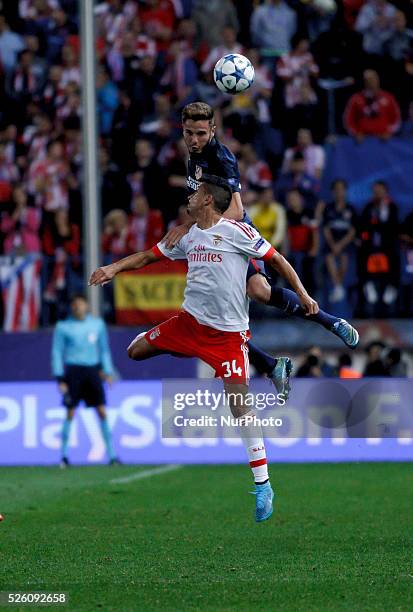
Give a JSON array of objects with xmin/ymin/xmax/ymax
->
[
  {"xmin": 61, "ymin": 418, "xmax": 72, "ymax": 458},
  {"xmin": 248, "ymin": 341, "xmax": 277, "ymax": 375},
  {"xmin": 269, "ymin": 286, "xmax": 339, "ymax": 330},
  {"xmin": 100, "ymin": 418, "xmax": 115, "ymax": 461}
]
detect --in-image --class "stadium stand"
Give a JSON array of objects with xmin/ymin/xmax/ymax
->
[{"xmin": 0, "ymin": 0, "xmax": 412, "ymax": 331}]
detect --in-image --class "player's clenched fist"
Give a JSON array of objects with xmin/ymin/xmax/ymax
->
[
  {"xmin": 299, "ymin": 293, "xmax": 319, "ymax": 316},
  {"xmin": 162, "ymin": 221, "xmax": 192, "ymax": 249},
  {"xmin": 89, "ymin": 264, "xmax": 116, "ymax": 286}
]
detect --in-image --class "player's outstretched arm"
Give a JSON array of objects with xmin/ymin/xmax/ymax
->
[
  {"xmin": 268, "ymin": 251, "xmax": 319, "ymax": 316},
  {"xmin": 89, "ymin": 249, "xmax": 160, "ymax": 287}
]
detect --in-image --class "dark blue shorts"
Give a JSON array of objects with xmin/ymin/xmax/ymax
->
[
  {"xmin": 64, "ymin": 365, "xmax": 106, "ymax": 408},
  {"xmin": 247, "ymin": 258, "xmax": 268, "ymax": 281}
]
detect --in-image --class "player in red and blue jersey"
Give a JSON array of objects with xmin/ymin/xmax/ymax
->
[{"xmin": 164, "ymin": 103, "xmax": 359, "ymax": 392}]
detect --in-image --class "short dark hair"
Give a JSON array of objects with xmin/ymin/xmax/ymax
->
[
  {"xmin": 387, "ymin": 348, "xmax": 401, "ymax": 364},
  {"xmin": 374, "ymin": 180, "xmax": 388, "ymax": 191},
  {"xmin": 291, "ymin": 33, "xmax": 308, "ymax": 50},
  {"xmin": 70, "ymin": 294, "xmax": 87, "ymax": 304},
  {"xmin": 182, "ymin": 102, "xmax": 214, "ymax": 125},
  {"xmin": 331, "ymin": 178, "xmax": 348, "ymax": 190},
  {"xmin": 307, "ymin": 354, "xmax": 319, "ymax": 367},
  {"xmin": 63, "ymin": 116, "xmax": 80, "ymax": 131},
  {"xmin": 286, "ymin": 187, "xmax": 302, "ymax": 198},
  {"xmin": 200, "ymin": 175, "xmax": 232, "ymax": 214},
  {"xmin": 366, "ymin": 340, "xmax": 386, "ymax": 353},
  {"xmin": 339, "ymin": 354, "xmax": 352, "ymax": 367},
  {"xmin": 47, "ymin": 138, "xmax": 63, "ymax": 152},
  {"xmin": 18, "ymin": 49, "xmax": 32, "ymax": 61}
]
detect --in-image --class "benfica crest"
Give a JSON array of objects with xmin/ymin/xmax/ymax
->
[
  {"xmin": 213, "ymin": 234, "xmax": 222, "ymax": 246},
  {"xmin": 195, "ymin": 165, "xmax": 203, "ymax": 180}
]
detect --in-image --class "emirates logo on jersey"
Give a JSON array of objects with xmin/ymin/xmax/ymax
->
[
  {"xmin": 187, "ymin": 252, "xmax": 223, "ymax": 263},
  {"xmin": 195, "ymin": 165, "xmax": 203, "ymax": 180}
]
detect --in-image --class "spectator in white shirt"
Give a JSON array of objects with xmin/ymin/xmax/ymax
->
[
  {"xmin": 59, "ymin": 44, "xmax": 80, "ymax": 88},
  {"xmin": 0, "ymin": 15, "xmax": 25, "ymax": 73},
  {"xmin": 251, "ymin": 0, "xmax": 297, "ymax": 58},
  {"xmin": 355, "ymin": 0, "xmax": 396, "ymax": 56},
  {"xmin": 192, "ymin": 0, "xmax": 239, "ymax": 48},
  {"xmin": 282, "ymin": 129, "xmax": 325, "ymax": 180},
  {"xmin": 276, "ymin": 35, "xmax": 319, "ymax": 110},
  {"xmin": 201, "ymin": 26, "xmax": 244, "ymax": 74}
]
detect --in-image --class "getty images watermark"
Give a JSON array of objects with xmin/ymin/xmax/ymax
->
[
  {"xmin": 164, "ymin": 384, "xmax": 285, "ymax": 438},
  {"xmin": 173, "ymin": 389, "xmax": 285, "ymax": 429},
  {"xmin": 161, "ymin": 378, "xmax": 413, "ymax": 440},
  {"xmin": 175, "ymin": 388, "xmax": 284, "ymax": 410}
]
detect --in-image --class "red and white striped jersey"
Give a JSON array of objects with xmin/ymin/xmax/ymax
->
[
  {"xmin": 27, "ymin": 159, "xmax": 69, "ymax": 211},
  {"xmin": 155, "ymin": 218, "xmax": 275, "ymax": 332},
  {"xmin": 0, "ymin": 255, "xmax": 42, "ymax": 331}
]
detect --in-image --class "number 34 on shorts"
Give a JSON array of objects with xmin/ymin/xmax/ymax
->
[{"xmin": 222, "ymin": 359, "xmax": 243, "ymax": 378}]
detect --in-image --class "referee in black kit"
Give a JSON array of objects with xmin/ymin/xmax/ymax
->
[{"xmin": 51, "ymin": 295, "xmax": 119, "ymax": 466}]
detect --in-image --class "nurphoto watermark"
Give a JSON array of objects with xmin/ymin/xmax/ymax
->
[{"xmin": 161, "ymin": 378, "xmax": 413, "ymax": 440}]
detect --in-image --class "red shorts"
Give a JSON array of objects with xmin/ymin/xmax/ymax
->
[{"xmin": 144, "ymin": 310, "xmax": 251, "ymax": 383}]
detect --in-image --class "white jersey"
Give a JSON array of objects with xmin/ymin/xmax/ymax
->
[{"xmin": 155, "ymin": 218, "xmax": 275, "ymax": 332}]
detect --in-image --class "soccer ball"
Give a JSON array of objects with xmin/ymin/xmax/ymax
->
[{"xmin": 213, "ymin": 54, "xmax": 255, "ymax": 95}]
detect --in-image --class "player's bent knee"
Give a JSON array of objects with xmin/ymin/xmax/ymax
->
[
  {"xmin": 247, "ymin": 275, "xmax": 271, "ymax": 303},
  {"xmin": 127, "ymin": 343, "xmax": 141, "ymax": 360},
  {"xmin": 127, "ymin": 332, "xmax": 147, "ymax": 360},
  {"xmin": 96, "ymin": 406, "xmax": 106, "ymax": 419}
]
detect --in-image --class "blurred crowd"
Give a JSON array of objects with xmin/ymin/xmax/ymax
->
[
  {"xmin": 295, "ymin": 341, "xmax": 409, "ymax": 377},
  {"xmin": 0, "ymin": 0, "xmax": 413, "ymax": 324}
]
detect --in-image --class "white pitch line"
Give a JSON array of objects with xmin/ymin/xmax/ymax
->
[{"xmin": 110, "ymin": 464, "xmax": 181, "ymax": 485}]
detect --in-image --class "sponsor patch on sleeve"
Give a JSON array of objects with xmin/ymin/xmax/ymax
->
[{"xmin": 253, "ymin": 238, "xmax": 265, "ymax": 251}]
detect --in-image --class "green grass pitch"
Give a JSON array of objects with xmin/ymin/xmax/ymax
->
[{"xmin": 0, "ymin": 463, "xmax": 412, "ymax": 611}]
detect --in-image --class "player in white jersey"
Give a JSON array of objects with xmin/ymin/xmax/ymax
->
[
  {"xmin": 89, "ymin": 177, "xmax": 318, "ymax": 522},
  {"xmin": 156, "ymin": 217, "xmax": 279, "ymax": 332}
]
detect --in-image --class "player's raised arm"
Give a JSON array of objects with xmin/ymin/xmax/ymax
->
[
  {"xmin": 229, "ymin": 221, "xmax": 319, "ymax": 316},
  {"xmin": 267, "ymin": 250, "xmax": 319, "ymax": 316},
  {"xmin": 223, "ymin": 191, "xmax": 244, "ymax": 222},
  {"xmin": 89, "ymin": 248, "xmax": 161, "ymax": 287}
]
